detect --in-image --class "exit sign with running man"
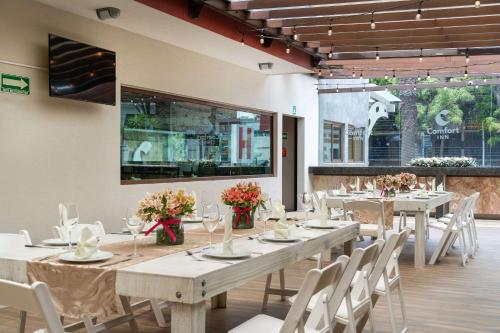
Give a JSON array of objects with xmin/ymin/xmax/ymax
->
[{"xmin": 1, "ymin": 73, "xmax": 30, "ymax": 95}]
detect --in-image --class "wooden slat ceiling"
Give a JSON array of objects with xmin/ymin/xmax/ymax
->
[{"xmin": 217, "ymin": 0, "xmax": 500, "ymax": 77}]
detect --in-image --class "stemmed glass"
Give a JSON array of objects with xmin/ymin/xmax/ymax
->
[
  {"xmin": 348, "ymin": 178, "xmax": 356, "ymax": 192},
  {"xmin": 427, "ymin": 177, "xmax": 434, "ymax": 192},
  {"xmin": 364, "ymin": 177, "xmax": 372, "ymax": 192},
  {"xmin": 418, "ymin": 177, "xmax": 427, "ymax": 191},
  {"xmin": 409, "ymin": 181, "xmax": 416, "ymax": 191},
  {"xmin": 298, "ymin": 193, "xmax": 314, "ymax": 221},
  {"xmin": 60, "ymin": 203, "xmax": 79, "ymax": 250},
  {"xmin": 202, "ymin": 202, "xmax": 220, "ymax": 249},
  {"xmin": 258, "ymin": 199, "xmax": 273, "ymax": 233},
  {"xmin": 126, "ymin": 208, "xmax": 145, "ymax": 257}
]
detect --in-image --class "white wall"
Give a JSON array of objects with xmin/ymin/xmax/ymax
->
[{"xmin": 0, "ymin": 0, "xmax": 318, "ymax": 240}]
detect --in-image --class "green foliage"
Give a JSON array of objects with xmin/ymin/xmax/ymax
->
[{"xmin": 125, "ymin": 113, "xmax": 160, "ymax": 129}]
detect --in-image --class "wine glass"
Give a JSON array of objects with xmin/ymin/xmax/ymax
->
[
  {"xmin": 258, "ymin": 200, "xmax": 273, "ymax": 233},
  {"xmin": 364, "ymin": 177, "xmax": 372, "ymax": 192},
  {"xmin": 298, "ymin": 193, "xmax": 314, "ymax": 221},
  {"xmin": 418, "ymin": 177, "xmax": 427, "ymax": 190},
  {"xmin": 409, "ymin": 181, "xmax": 416, "ymax": 191},
  {"xmin": 427, "ymin": 177, "xmax": 434, "ymax": 192},
  {"xmin": 126, "ymin": 208, "xmax": 145, "ymax": 257},
  {"xmin": 59, "ymin": 203, "xmax": 79, "ymax": 250},
  {"xmin": 202, "ymin": 203, "xmax": 220, "ymax": 249},
  {"xmin": 348, "ymin": 178, "xmax": 356, "ymax": 192}
]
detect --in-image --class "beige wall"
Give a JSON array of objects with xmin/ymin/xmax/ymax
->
[{"xmin": 0, "ymin": 0, "xmax": 318, "ymax": 240}]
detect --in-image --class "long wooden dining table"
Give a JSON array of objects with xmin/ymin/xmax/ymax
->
[
  {"xmin": 0, "ymin": 220, "xmax": 359, "ymax": 333},
  {"xmin": 325, "ymin": 191, "xmax": 454, "ymax": 269}
]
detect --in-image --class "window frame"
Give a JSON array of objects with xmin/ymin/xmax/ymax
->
[
  {"xmin": 348, "ymin": 125, "xmax": 365, "ymax": 163},
  {"xmin": 322, "ymin": 121, "xmax": 344, "ymax": 163},
  {"xmin": 120, "ymin": 85, "xmax": 276, "ymax": 185}
]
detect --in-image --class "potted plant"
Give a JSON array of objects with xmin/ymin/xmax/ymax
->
[
  {"xmin": 137, "ymin": 189, "xmax": 195, "ymax": 245},
  {"xmin": 198, "ymin": 160, "xmax": 217, "ymax": 177},
  {"xmin": 221, "ymin": 181, "xmax": 263, "ymax": 229}
]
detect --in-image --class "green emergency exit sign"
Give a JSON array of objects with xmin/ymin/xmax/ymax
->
[{"xmin": 1, "ymin": 73, "xmax": 30, "ymax": 95}]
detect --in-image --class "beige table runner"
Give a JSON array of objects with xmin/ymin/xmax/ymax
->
[{"xmin": 27, "ymin": 220, "xmax": 290, "ymax": 318}]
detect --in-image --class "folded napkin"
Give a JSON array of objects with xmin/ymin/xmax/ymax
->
[
  {"xmin": 74, "ymin": 227, "xmax": 98, "ymax": 259},
  {"xmin": 273, "ymin": 202, "xmax": 290, "ymax": 239},
  {"xmin": 319, "ymin": 197, "xmax": 329, "ymax": 227},
  {"xmin": 436, "ymin": 183, "xmax": 444, "ymax": 192},
  {"xmin": 223, "ymin": 207, "xmax": 233, "ymax": 255},
  {"xmin": 339, "ymin": 183, "xmax": 347, "ymax": 194},
  {"xmin": 431, "ymin": 179, "xmax": 436, "ymax": 192},
  {"xmin": 355, "ymin": 177, "xmax": 360, "ymax": 191},
  {"xmin": 365, "ymin": 182, "xmax": 374, "ymax": 192},
  {"xmin": 418, "ymin": 189, "xmax": 429, "ymax": 198}
]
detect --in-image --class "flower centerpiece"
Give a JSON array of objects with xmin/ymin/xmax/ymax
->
[
  {"xmin": 398, "ymin": 172, "xmax": 416, "ymax": 193},
  {"xmin": 376, "ymin": 175, "xmax": 400, "ymax": 197},
  {"xmin": 221, "ymin": 181, "xmax": 263, "ymax": 229},
  {"xmin": 137, "ymin": 189, "xmax": 195, "ymax": 246}
]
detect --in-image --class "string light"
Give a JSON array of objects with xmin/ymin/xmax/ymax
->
[
  {"xmin": 475, "ymin": 0, "xmax": 480, "ymax": 8},
  {"xmin": 363, "ymin": 86, "xmax": 366, "ymax": 92},
  {"xmin": 328, "ymin": 20, "xmax": 333, "ymax": 36},
  {"xmin": 466, "ymin": 49, "xmax": 470, "ymax": 63},
  {"xmin": 328, "ymin": 44, "xmax": 334, "ymax": 59},
  {"xmin": 329, "ymin": 70, "xmax": 333, "ymax": 77},
  {"xmin": 286, "ymin": 45, "xmax": 291, "ymax": 54},
  {"xmin": 376, "ymin": 47, "xmax": 380, "ymax": 61},
  {"xmin": 370, "ymin": 12, "xmax": 376, "ymax": 30},
  {"xmin": 240, "ymin": 33, "xmax": 245, "ymax": 46},
  {"xmin": 293, "ymin": 26, "xmax": 298, "ymax": 40},
  {"xmin": 384, "ymin": 73, "xmax": 388, "ymax": 79},
  {"xmin": 413, "ymin": 86, "xmax": 417, "ymax": 91},
  {"xmin": 318, "ymin": 68, "xmax": 322, "ymax": 76},
  {"xmin": 336, "ymin": 85, "xmax": 339, "ymax": 93},
  {"xmin": 393, "ymin": 70, "xmax": 396, "ymax": 78},
  {"xmin": 419, "ymin": 48, "xmax": 423, "ymax": 63},
  {"xmin": 464, "ymin": 66, "xmax": 468, "ymax": 78},
  {"xmin": 352, "ymin": 71, "xmax": 356, "ymax": 78},
  {"xmin": 417, "ymin": 74, "xmax": 421, "ymax": 81},
  {"xmin": 259, "ymin": 35, "xmax": 265, "ymax": 45},
  {"xmin": 360, "ymin": 71, "xmax": 364, "ymax": 79},
  {"xmin": 385, "ymin": 87, "xmax": 389, "ymax": 91},
  {"xmin": 427, "ymin": 70, "xmax": 431, "ymax": 79},
  {"xmin": 416, "ymin": 1, "xmax": 422, "ymax": 20}
]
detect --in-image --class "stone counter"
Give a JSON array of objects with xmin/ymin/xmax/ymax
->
[{"xmin": 309, "ymin": 166, "xmax": 500, "ymax": 218}]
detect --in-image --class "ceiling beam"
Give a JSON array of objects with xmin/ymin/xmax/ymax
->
[
  {"xmin": 299, "ymin": 25, "xmax": 500, "ymax": 42},
  {"xmin": 251, "ymin": 0, "xmax": 500, "ymax": 20},
  {"xmin": 281, "ymin": 16, "xmax": 500, "ymax": 35},
  {"xmin": 316, "ymin": 40, "xmax": 500, "ymax": 53},
  {"xmin": 229, "ymin": 0, "xmax": 410, "ymax": 11},
  {"xmin": 268, "ymin": 6, "xmax": 500, "ymax": 28}
]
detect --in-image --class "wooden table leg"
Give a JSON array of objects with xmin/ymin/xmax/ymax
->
[
  {"xmin": 344, "ymin": 237, "xmax": 356, "ymax": 256},
  {"xmin": 415, "ymin": 211, "xmax": 426, "ymax": 269},
  {"xmin": 210, "ymin": 292, "xmax": 227, "ymax": 309},
  {"xmin": 171, "ymin": 301, "xmax": 206, "ymax": 333}
]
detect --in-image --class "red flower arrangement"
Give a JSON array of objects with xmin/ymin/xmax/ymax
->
[{"xmin": 221, "ymin": 181, "xmax": 263, "ymax": 229}]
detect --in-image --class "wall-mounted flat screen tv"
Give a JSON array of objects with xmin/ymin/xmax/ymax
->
[{"xmin": 49, "ymin": 34, "xmax": 116, "ymax": 106}]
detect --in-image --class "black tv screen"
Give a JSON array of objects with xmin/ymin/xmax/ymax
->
[{"xmin": 49, "ymin": 34, "xmax": 116, "ymax": 106}]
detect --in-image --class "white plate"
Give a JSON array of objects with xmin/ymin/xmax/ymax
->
[
  {"xmin": 182, "ymin": 217, "xmax": 203, "ymax": 223},
  {"xmin": 335, "ymin": 194, "xmax": 352, "ymax": 197},
  {"xmin": 434, "ymin": 191, "xmax": 447, "ymax": 194},
  {"xmin": 58, "ymin": 250, "xmax": 114, "ymax": 263},
  {"xmin": 41, "ymin": 238, "xmax": 75, "ymax": 246},
  {"xmin": 414, "ymin": 196, "xmax": 430, "ymax": 200},
  {"xmin": 366, "ymin": 196, "xmax": 383, "ymax": 200},
  {"xmin": 351, "ymin": 191, "xmax": 366, "ymax": 195},
  {"xmin": 305, "ymin": 219, "xmax": 340, "ymax": 229},
  {"xmin": 202, "ymin": 247, "xmax": 251, "ymax": 259},
  {"xmin": 260, "ymin": 232, "xmax": 301, "ymax": 243}
]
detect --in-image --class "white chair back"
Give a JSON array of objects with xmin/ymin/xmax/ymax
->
[
  {"xmin": 306, "ymin": 241, "xmax": 384, "ymax": 330},
  {"xmin": 0, "ymin": 230, "xmax": 32, "ymax": 248},
  {"xmin": 280, "ymin": 258, "xmax": 347, "ymax": 333},
  {"xmin": 312, "ymin": 191, "xmax": 327, "ymax": 211},
  {"xmin": 343, "ymin": 200, "xmax": 386, "ymax": 239},
  {"xmin": 0, "ymin": 279, "xmax": 64, "ymax": 333}
]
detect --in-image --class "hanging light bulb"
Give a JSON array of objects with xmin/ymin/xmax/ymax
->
[
  {"xmin": 475, "ymin": 0, "xmax": 480, "ymax": 8},
  {"xmin": 240, "ymin": 34, "xmax": 245, "ymax": 46},
  {"xmin": 427, "ymin": 70, "xmax": 431, "ymax": 79},
  {"xmin": 416, "ymin": 2, "xmax": 422, "ymax": 20},
  {"xmin": 413, "ymin": 86, "xmax": 417, "ymax": 91},
  {"xmin": 370, "ymin": 12, "xmax": 376, "ymax": 30},
  {"xmin": 419, "ymin": 48, "xmax": 423, "ymax": 63},
  {"xmin": 328, "ymin": 44, "xmax": 334, "ymax": 59},
  {"xmin": 375, "ymin": 47, "xmax": 380, "ymax": 61},
  {"xmin": 360, "ymin": 71, "xmax": 364, "ymax": 79},
  {"xmin": 286, "ymin": 45, "xmax": 291, "ymax": 54},
  {"xmin": 384, "ymin": 73, "xmax": 388, "ymax": 79},
  {"xmin": 336, "ymin": 85, "xmax": 339, "ymax": 93},
  {"xmin": 293, "ymin": 26, "xmax": 298, "ymax": 40},
  {"xmin": 464, "ymin": 66, "xmax": 468, "ymax": 78},
  {"xmin": 385, "ymin": 87, "xmax": 389, "ymax": 92},
  {"xmin": 483, "ymin": 77, "xmax": 487, "ymax": 83},
  {"xmin": 328, "ymin": 20, "xmax": 333, "ymax": 36},
  {"xmin": 329, "ymin": 71, "xmax": 334, "ymax": 77},
  {"xmin": 318, "ymin": 68, "xmax": 322, "ymax": 76},
  {"xmin": 352, "ymin": 71, "xmax": 356, "ymax": 78},
  {"xmin": 393, "ymin": 70, "xmax": 396, "ymax": 78},
  {"xmin": 466, "ymin": 49, "xmax": 470, "ymax": 63},
  {"xmin": 362, "ymin": 85, "xmax": 366, "ymax": 92},
  {"xmin": 417, "ymin": 74, "xmax": 421, "ymax": 81},
  {"xmin": 444, "ymin": 86, "xmax": 448, "ymax": 90},
  {"xmin": 259, "ymin": 35, "xmax": 265, "ymax": 45}
]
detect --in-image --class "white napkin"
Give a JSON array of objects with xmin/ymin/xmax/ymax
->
[
  {"xmin": 339, "ymin": 183, "xmax": 347, "ymax": 194},
  {"xmin": 319, "ymin": 198, "xmax": 329, "ymax": 227},
  {"xmin": 365, "ymin": 182, "xmax": 374, "ymax": 192},
  {"xmin": 418, "ymin": 189, "xmax": 429, "ymax": 198},
  {"xmin": 273, "ymin": 202, "xmax": 290, "ymax": 239},
  {"xmin": 431, "ymin": 179, "xmax": 436, "ymax": 192},
  {"xmin": 74, "ymin": 227, "xmax": 98, "ymax": 259},
  {"xmin": 355, "ymin": 177, "xmax": 360, "ymax": 191},
  {"xmin": 436, "ymin": 183, "xmax": 444, "ymax": 192},
  {"xmin": 223, "ymin": 207, "xmax": 233, "ymax": 255}
]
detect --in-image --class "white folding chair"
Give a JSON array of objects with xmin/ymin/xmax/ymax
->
[
  {"xmin": 231, "ymin": 258, "xmax": 348, "ymax": 333},
  {"xmin": 373, "ymin": 229, "xmax": 411, "ymax": 333},
  {"xmin": 291, "ymin": 241, "xmax": 384, "ymax": 333},
  {"xmin": 343, "ymin": 200, "xmax": 387, "ymax": 240},
  {"xmin": 429, "ymin": 197, "xmax": 471, "ymax": 266},
  {"xmin": 0, "ymin": 279, "xmax": 68, "ymax": 333}
]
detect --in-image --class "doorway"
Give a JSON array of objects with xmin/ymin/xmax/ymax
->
[{"xmin": 282, "ymin": 116, "xmax": 297, "ymax": 211}]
